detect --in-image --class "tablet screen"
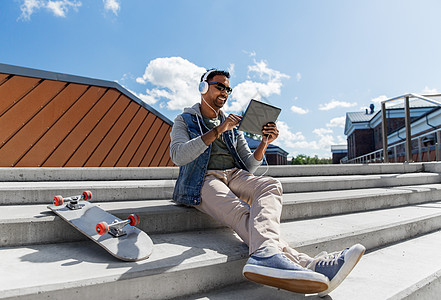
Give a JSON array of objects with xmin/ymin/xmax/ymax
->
[{"xmin": 237, "ymin": 99, "xmax": 281, "ymax": 135}]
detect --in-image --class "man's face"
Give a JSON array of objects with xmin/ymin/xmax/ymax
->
[{"xmin": 205, "ymin": 75, "xmax": 230, "ymax": 109}]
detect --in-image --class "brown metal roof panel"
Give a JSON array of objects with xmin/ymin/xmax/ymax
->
[
  {"xmin": 15, "ymin": 86, "xmax": 107, "ymax": 167},
  {"xmin": 65, "ymin": 92, "xmax": 130, "ymax": 167},
  {"xmin": 42, "ymin": 88, "xmax": 120, "ymax": 167},
  {"xmin": 141, "ymin": 122, "xmax": 169, "ymax": 167},
  {"xmin": 148, "ymin": 126, "xmax": 171, "ymax": 167},
  {"xmin": 0, "ymin": 79, "xmax": 66, "ymax": 145},
  {"xmin": 82, "ymin": 97, "xmax": 138, "ymax": 167},
  {"xmin": 0, "ymin": 63, "xmax": 173, "ymax": 126},
  {"xmin": 0, "ymin": 83, "xmax": 88, "ymax": 167},
  {"xmin": 156, "ymin": 128, "xmax": 172, "ymax": 167},
  {"xmin": 166, "ymin": 157, "xmax": 175, "ymax": 167},
  {"xmin": 115, "ymin": 113, "xmax": 156, "ymax": 167},
  {"xmin": 0, "ymin": 73, "xmax": 9, "ymax": 83},
  {"xmin": 100, "ymin": 107, "xmax": 147, "ymax": 167},
  {"xmin": 129, "ymin": 117, "xmax": 163, "ymax": 167},
  {"xmin": 79, "ymin": 98, "xmax": 136, "ymax": 167},
  {"xmin": 0, "ymin": 76, "xmax": 41, "ymax": 117}
]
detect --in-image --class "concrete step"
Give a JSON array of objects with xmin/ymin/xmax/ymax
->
[
  {"xmin": 1, "ymin": 172, "xmax": 440, "ymax": 205},
  {"xmin": 176, "ymin": 230, "xmax": 441, "ymax": 300},
  {"xmin": 278, "ymin": 172, "xmax": 441, "ymax": 193},
  {"xmin": 1, "ymin": 203, "xmax": 441, "ymax": 299},
  {"xmin": 4, "ymin": 184, "xmax": 441, "ymax": 247},
  {"xmin": 329, "ymin": 229, "xmax": 441, "ymax": 300},
  {"xmin": 0, "ymin": 179, "xmax": 176, "ymax": 205},
  {"xmin": 0, "ymin": 163, "xmax": 427, "ymax": 182}
]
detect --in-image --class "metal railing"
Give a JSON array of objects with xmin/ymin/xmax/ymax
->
[
  {"xmin": 346, "ymin": 127, "xmax": 441, "ymax": 163},
  {"xmin": 346, "ymin": 93, "xmax": 441, "ymax": 164}
]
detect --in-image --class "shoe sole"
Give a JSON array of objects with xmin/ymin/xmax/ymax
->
[
  {"xmin": 243, "ymin": 265, "xmax": 329, "ymax": 294},
  {"xmin": 318, "ymin": 244, "xmax": 366, "ymax": 297}
]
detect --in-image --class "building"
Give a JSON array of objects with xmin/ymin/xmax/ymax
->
[
  {"xmin": 344, "ymin": 96, "xmax": 441, "ymax": 162},
  {"xmin": 331, "ymin": 144, "xmax": 348, "ymax": 164},
  {"xmin": 245, "ymin": 136, "xmax": 289, "ymax": 165},
  {"xmin": 0, "ymin": 63, "xmax": 174, "ymax": 167}
]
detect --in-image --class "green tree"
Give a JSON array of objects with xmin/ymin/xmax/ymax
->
[{"xmin": 291, "ymin": 154, "xmax": 331, "ymax": 165}]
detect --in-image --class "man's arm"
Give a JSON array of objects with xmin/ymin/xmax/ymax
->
[
  {"xmin": 169, "ymin": 115, "xmax": 209, "ymax": 166},
  {"xmin": 201, "ymin": 113, "xmax": 242, "ymax": 145},
  {"xmin": 253, "ymin": 122, "xmax": 279, "ymax": 161}
]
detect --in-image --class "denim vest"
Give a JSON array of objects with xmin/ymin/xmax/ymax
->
[{"xmin": 172, "ymin": 113, "xmax": 248, "ymax": 206}]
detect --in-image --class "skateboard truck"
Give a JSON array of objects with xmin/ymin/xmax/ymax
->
[
  {"xmin": 96, "ymin": 214, "xmax": 141, "ymax": 238},
  {"xmin": 53, "ymin": 191, "xmax": 93, "ymax": 210}
]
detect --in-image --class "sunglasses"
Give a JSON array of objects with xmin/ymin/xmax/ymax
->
[{"xmin": 208, "ymin": 82, "xmax": 233, "ymax": 95}]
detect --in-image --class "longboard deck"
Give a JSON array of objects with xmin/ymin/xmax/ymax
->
[{"xmin": 48, "ymin": 200, "xmax": 153, "ymax": 261}]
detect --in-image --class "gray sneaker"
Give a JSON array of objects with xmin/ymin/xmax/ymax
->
[
  {"xmin": 307, "ymin": 244, "xmax": 366, "ymax": 297},
  {"xmin": 243, "ymin": 253, "xmax": 329, "ymax": 294}
]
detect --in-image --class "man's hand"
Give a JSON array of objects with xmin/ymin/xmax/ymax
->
[
  {"xmin": 218, "ymin": 114, "xmax": 242, "ymax": 133},
  {"xmin": 262, "ymin": 122, "xmax": 279, "ymax": 144},
  {"xmin": 202, "ymin": 113, "xmax": 242, "ymax": 146}
]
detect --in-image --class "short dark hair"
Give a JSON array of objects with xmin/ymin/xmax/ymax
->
[{"xmin": 200, "ymin": 69, "xmax": 230, "ymax": 82}]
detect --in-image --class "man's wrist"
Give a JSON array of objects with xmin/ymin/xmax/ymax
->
[{"xmin": 213, "ymin": 126, "xmax": 220, "ymax": 139}]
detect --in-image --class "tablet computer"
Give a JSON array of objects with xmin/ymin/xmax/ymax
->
[{"xmin": 237, "ymin": 99, "xmax": 282, "ymax": 135}]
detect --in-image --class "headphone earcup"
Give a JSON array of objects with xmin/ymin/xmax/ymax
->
[{"xmin": 199, "ymin": 81, "xmax": 209, "ymax": 94}]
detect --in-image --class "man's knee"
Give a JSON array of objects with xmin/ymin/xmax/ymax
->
[{"xmin": 265, "ymin": 177, "xmax": 283, "ymax": 195}]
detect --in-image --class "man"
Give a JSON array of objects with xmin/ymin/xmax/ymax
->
[{"xmin": 170, "ymin": 69, "xmax": 365, "ymax": 296}]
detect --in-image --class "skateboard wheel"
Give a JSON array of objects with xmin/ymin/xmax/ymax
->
[
  {"xmin": 96, "ymin": 222, "xmax": 109, "ymax": 235},
  {"xmin": 128, "ymin": 214, "xmax": 140, "ymax": 226},
  {"xmin": 53, "ymin": 195, "xmax": 64, "ymax": 206},
  {"xmin": 82, "ymin": 190, "xmax": 92, "ymax": 201}
]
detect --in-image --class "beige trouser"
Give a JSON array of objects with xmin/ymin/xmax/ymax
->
[{"xmin": 195, "ymin": 168, "xmax": 313, "ymax": 267}]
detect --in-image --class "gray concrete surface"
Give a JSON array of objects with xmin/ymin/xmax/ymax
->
[
  {"xmin": 0, "ymin": 162, "xmax": 426, "ymax": 182},
  {"xmin": 176, "ymin": 230, "xmax": 441, "ymax": 300},
  {"xmin": 2, "ymin": 163, "xmax": 441, "ymax": 299},
  {"xmin": 1, "ymin": 172, "xmax": 440, "ymax": 205},
  {"xmin": 3, "ymin": 184, "xmax": 441, "ymax": 247},
  {"xmin": 2, "ymin": 203, "xmax": 441, "ymax": 299}
]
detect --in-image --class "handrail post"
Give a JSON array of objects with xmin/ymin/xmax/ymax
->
[
  {"xmin": 437, "ymin": 131, "xmax": 441, "ymax": 161},
  {"xmin": 418, "ymin": 137, "xmax": 422, "ymax": 162},
  {"xmin": 381, "ymin": 102, "xmax": 388, "ymax": 163},
  {"xmin": 404, "ymin": 96, "xmax": 413, "ymax": 162},
  {"xmin": 394, "ymin": 145, "xmax": 397, "ymax": 162}
]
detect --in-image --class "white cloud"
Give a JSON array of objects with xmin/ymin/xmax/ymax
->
[
  {"xmin": 18, "ymin": 0, "xmax": 81, "ymax": 20},
  {"xmin": 276, "ymin": 126, "xmax": 345, "ymax": 158},
  {"xmin": 326, "ymin": 116, "xmax": 345, "ymax": 128},
  {"xmin": 103, "ymin": 0, "xmax": 120, "ymax": 15},
  {"xmin": 422, "ymin": 86, "xmax": 439, "ymax": 94},
  {"xmin": 135, "ymin": 57, "xmax": 205, "ymax": 111},
  {"xmin": 312, "ymin": 127, "xmax": 336, "ymax": 149},
  {"xmin": 296, "ymin": 72, "xmax": 302, "ymax": 82},
  {"xmin": 290, "ymin": 105, "xmax": 309, "ymax": 115},
  {"xmin": 371, "ymin": 95, "xmax": 388, "ymax": 104},
  {"xmin": 134, "ymin": 57, "xmax": 289, "ymax": 113},
  {"xmin": 271, "ymin": 121, "xmax": 307, "ymax": 149},
  {"xmin": 243, "ymin": 50, "xmax": 257, "ymax": 57},
  {"xmin": 226, "ymin": 60, "xmax": 289, "ymax": 112},
  {"xmin": 19, "ymin": 0, "xmax": 42, "ymax": 20},
  {"xmin": 319, "ymin": 99, "xmax": 357, "ymax": 111},
  {"xmin": 228, "ymin": 63, "xmax": 235, "ymax": 77}
]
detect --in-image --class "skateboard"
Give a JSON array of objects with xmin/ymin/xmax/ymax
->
[{"xmin": 48, "ymin": 191, "xmax": 153, "ymax": 262}]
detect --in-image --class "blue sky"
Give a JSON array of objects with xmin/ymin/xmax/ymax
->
[{"xmin": 2, "ymin": 0, "xmax": 441, "ymax": 158}]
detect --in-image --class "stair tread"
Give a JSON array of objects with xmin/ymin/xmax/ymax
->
[
  {"xmin": 0, "ymin": 172, "xmax": 437, "ymax": 188},
  {"xmin": 177, "ymin": 230, "xmax": 441, "ymax": 300},
  {"xmin": 2, "ymin": 183, "xmax": 441, "ymax": 227},
  {"xmin": 2, "ymin": 202, "xmax": 441, "ymax": 298},
  {"xmin": 282, "ymin": 201, "xmax": 441, "ymax": 250},
  {"xmin": 330, "ymin": 229, "xmax": 441, "ymax": 299},
  {"xmin": 0, "ymin": 163, "xmax": 425, "ymax": 181},
  {"xmin": 2, "ymin": 182, "xmax": 441, "ymax": 222}
]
